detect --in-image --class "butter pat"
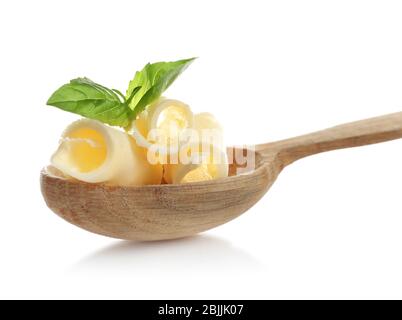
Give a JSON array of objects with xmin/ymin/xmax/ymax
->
[
  {"xmin": 128, "ymin": 98, "xmax": 194, "ymax": 156},
  {"xmin": 51, "ymin": 119, "xmax": 162, "ymax": 186},
  {"xmin": 163, "ymin": 113, "xmax": 228, "ymax": 184},
  {"xmin": 164, "ymin": 145, "xmax": 229, "ymax": 184}
]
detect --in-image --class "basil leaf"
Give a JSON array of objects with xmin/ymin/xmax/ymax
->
[
  {"xmin": 126, "ymin": 58, "xmax": 196, "ymax": 118},
  {"xmin": 126, "ymin": 86, "xmax": 141, "ymax": 106},
  {"xmin": 47, "ymin": 78, "xmax": 132, "ymax": 127}
]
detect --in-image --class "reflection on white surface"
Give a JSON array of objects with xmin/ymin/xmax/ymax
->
[{"xmin": 72, "ymin": 235, "xmax": 263, "ymax": 274}]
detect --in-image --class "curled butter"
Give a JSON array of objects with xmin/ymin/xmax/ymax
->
[
  {"xmin": 163, "ymin": 144, "xmax": 229, "ymax": 184},
  {"xmin": 163, "ymin": 112, "xmax": 228, "ymax": 184},
  {"xmin": 128, "ymin": 98, "xmax": 194, "ymax": 156},
  {"xmin": 51, "ymin": 119, "xmax": 162, "ymax": 186}
]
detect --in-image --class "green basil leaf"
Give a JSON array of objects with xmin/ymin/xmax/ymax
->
[
  {"xmin": 126, "ymin": 86, "xmax": 141, "ymax": 106},
  {"xmin": 47, "ymin": 78, "xmax": 132, "ymax": 127},
  {"xmin": 126, "ymin": 58, "xmax": 196, "ymax": 118}
]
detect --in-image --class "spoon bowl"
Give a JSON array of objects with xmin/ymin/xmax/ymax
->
[
  {"xmin": 41, "ymin": 148, "xmax": 276, "ymax": 241},
  {"xmin": 41, "ymin": 112, "xmax": 402, "ymax": 240}
]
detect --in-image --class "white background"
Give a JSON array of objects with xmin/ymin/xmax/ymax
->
[{"xmin": 0, "ymin": 0, "xmax": 402, "ymax": 299}]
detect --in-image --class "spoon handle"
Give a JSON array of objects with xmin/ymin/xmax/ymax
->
[{"xmin": 257, "ymin": 111, "xmax": 402, "ymax": 167}]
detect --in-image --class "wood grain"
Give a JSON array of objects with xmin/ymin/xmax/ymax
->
[
  {"xmin": 257, "ymin": 111, "xmax": 402, "ymax": 168},
  {"xmin": 41, "ymin": 112, "xmax": 402, "ymax": 240}
]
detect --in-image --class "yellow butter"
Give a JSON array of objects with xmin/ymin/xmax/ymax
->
[
  {"xmin": 51, "ymin": 119, "xmax": 162, "ymax": 186},
  {"xmin": 164, "ymin": 144, "xmax": 228, "ymax": 184},
  {"xmin": 128, "ymin": 98, "xmax": 194, "ymax": 157},
  {"xmin": 163, "ymin": 112, "xmax": 228, "ymax": 184}
]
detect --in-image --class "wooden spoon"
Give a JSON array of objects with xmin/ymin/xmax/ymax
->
[{"xmin": 41, "ymin": 112, "xmax": 402, "ymax": 241}]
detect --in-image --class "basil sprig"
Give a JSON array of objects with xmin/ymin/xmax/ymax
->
[{"xmin": 47, "ymin": 58, "xmax": 195, "ymax": 127}]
